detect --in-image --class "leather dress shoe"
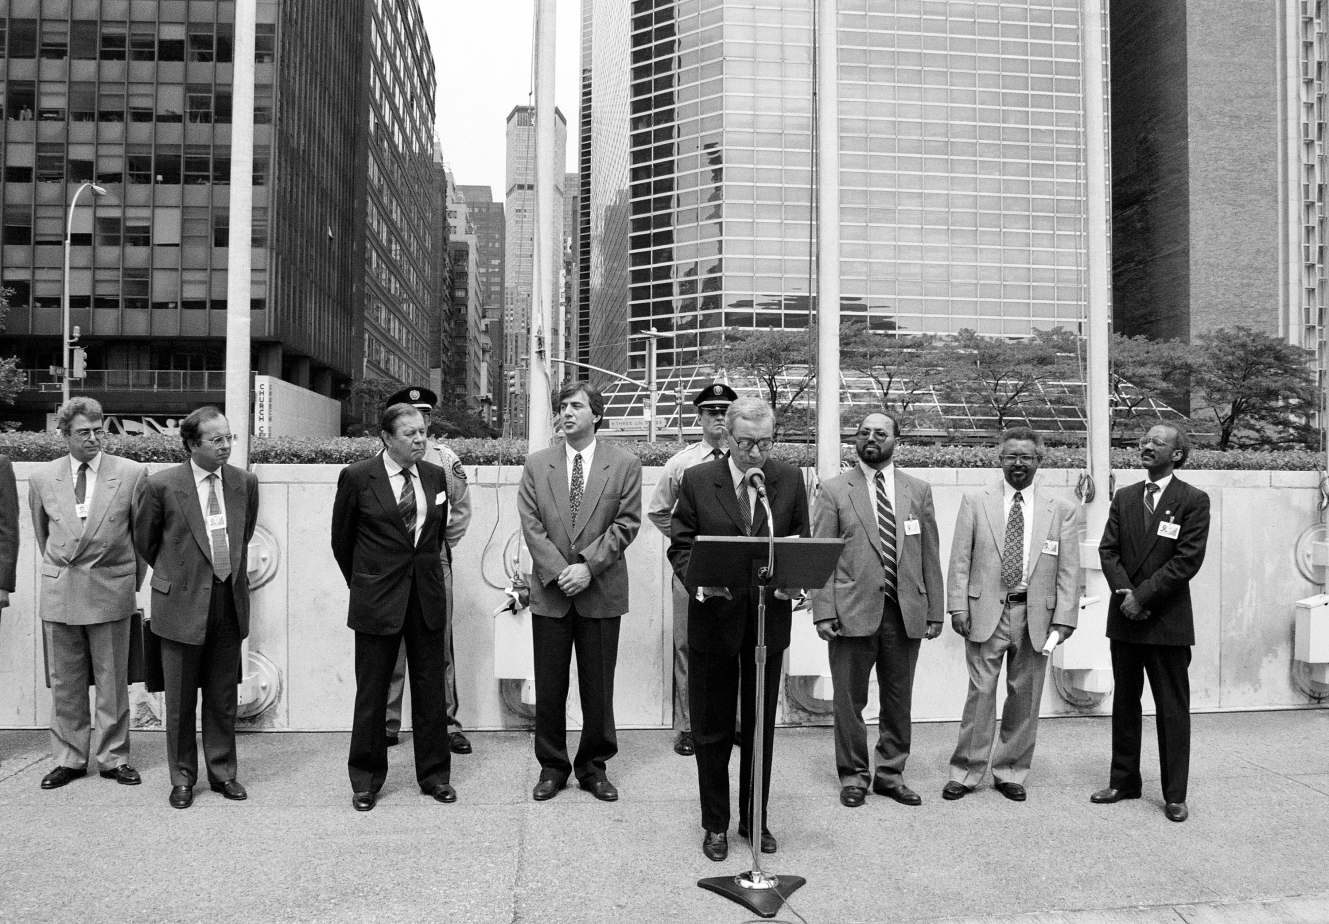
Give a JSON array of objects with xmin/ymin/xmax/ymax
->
[
  {"xmin": 40, "ymin": 766, "xmax": 87, "ymax": 790},
  {"xmin": 425, "ymin": 782, "xmax": 457, "ymax": 803},
  {"xmin": 941, "ymin": 781, "xmax": 971, "ymax": 801},
  {"xmin": 840, "ymin": 785, "xmax": 867, "ymax": 808},
  {"xmin": 169, "ymin": 785, "xmax": 194, "ymax": 809},
  {"xmin": 737, "ymin": 825, "xmax": 777, "ymax": 854},
  {"xmin": 210, "ymin": 780, "xmax": 248, "ymax": 801},
  {"xmin": 352, "ymin": 791, "xmax": 377, "ymax": 812},
  {"xmin": 1165, "ymin": 801, "xmax": 1188, "ymax": 822},
  {"xmin": 673, "ymin": 731, "xmax": 695, "ymax": 756},
  {"xmin": 1090, "ymin": 787, "xmax": 1142, "ymax": 804},
  {"xmin": 532, "ymin": 778, "xmax": 566, "ymax": 801},
  {"xmin": 449, "ymin": 732, "xmax": 473, "ymax": 754},
  {"xmin": 994, "ymin": 781, "xmax": 1027, "ymax": 802},
  {"xmin": 384, "ymin": 735, "xmax": 401, "ymax": 748},
  {"xmin": 579, "ymin": 777, "xmax": 619, "ymax": 802},
  {"xmin": 702, "ymin": 830, "xmax": 728, "ymax": 862},
  {"xmin": 99, "ymin": 765, "xmax": 141, "ymax": 785},
  {"xmin": 873, "ymin": 780, "xmax": 922, "ymax": 805}
]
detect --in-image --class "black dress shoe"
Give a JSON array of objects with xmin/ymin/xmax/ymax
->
[
  {"xmin": 1090, "ymin": 786, "xmax": 1142, "ymax": 804},
  {"xmin": 579, "ymin": 777, "xmax": 619, "ymax": 802},
  {"xmin": 532, "ymin": 778, "xmax": 566, "ymax": 801},
  {"xmin": 449, "ymin": 732, "xmax": 473, "ymax": 754},
  {"xmin": 169, "ymin": 785, "xmax": 194, "ymax": 809},
  {"xmin": 352, "ymin": 790, "xmax": 377, "ymax": 812},
  {"xmin": 99, "ymin": 765, "xmax": 141, "ymax": 785},
  {"xmin": 385, "ymin": 735, "xmax": 401, "ymax": 748},
  {"xmin": 873, "ymin": 779, "xmax": 923, "ymax": 805},
  {"xmin": 40, "ymin": 766, "xmax": 87, "ymax": 790},
  {"xmin": 673, "ymin": 731, "xmax": 695, "ymax": 756},
  {"xmin": 702, "ymin": 830, "xmax": 728, "ymax": 862},
  {"xmin": 737, "ymin": 826, "xmax": 777, "ymax": 854},
  {"xmin": 840, "ymin": 785, "xmax": 867, "ymax": 808},
  {"xmin": 994, "ymin": 781, "xmax": 1027, "ymax": 802},
  {"xmin": 210, "ymin": 780, "xmax": 248, "ymax": 801},
  {"xmin": 1165, "ymin": 801, "xmax": 1188, "ymax": 822},
  {"xmin": 941, "ymin": 781, "xmax": 970, "ymax": 801},
  {"xmin": 425, "ymin": 782, "xmax": 457, "ymax": 803}
]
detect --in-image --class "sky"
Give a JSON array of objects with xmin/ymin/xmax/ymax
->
[{"xmin": 421, "ymin": 1, "xmax": 582, "ymax": 198}]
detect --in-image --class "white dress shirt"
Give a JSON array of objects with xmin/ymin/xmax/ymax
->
[
  {"xmin": 859, "ymin": 460, "xmax": 896, "ymax": 515},
  {"xmin": 382, "ymin": 451, "xmax": 426, "ymax": 546},
  {"xmin": 1002, "ymin": 480, "xmax": 1033, "ymax": 586},
  {"xmin": 190, "ymin": 459, "xmax": 226, "ymax": 521},
  {"xmin": 728, "ymin": 456, "xmax": 761, "ymax": 533},
  {"xmin": 70, "ymin": 452, "xmax": 101, "ymax": 517},
  {"xmin": 1143, "ymin": 473, "xmax": 1173, "ymax": 512},
  {"xmin": 565, "ymin": 438, "xmax": 597, "ymax": 493}
]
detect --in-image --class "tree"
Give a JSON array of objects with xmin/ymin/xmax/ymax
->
[
  {"xmin": 941, "ymin": 328, "xmax": 1079, "ymax": 432},
  {"xmin": 431, "ymin": 401, "xmax": 496, "ymax": 438},
  {"xmin": 348, "ymin": 376, "xmax": 401, "ymax": 421},
  {"xmin": 0, "ymin": 288, "xmax": 23, "ymax": 407},
  {"xmin": 1190, "ymin": 325, "xmax": 1318, "ymax": 450},
  {"xmin": 1107, "ymin": 333, "xmax": 1198, "ymax": 440},
  {"xmin": 838, "ymin": 322, "xmax": 945, "ymax": 429},
  {"xmin": 703, "ymin": 327, "xmax": 815, "ymax": 435}
]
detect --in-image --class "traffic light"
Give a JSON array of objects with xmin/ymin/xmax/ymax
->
[
  {"xmin": 71, "ymin": 347, "xmax": 87, "ymax": 380},
  {"xmin": 507, "ymin": 371, "xmax": 517, "ymax": 397}
]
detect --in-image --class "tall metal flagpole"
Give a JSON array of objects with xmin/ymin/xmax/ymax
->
[
  {"xmin": 814, "ymin": 0, "xmax": 841, "ymax": 480},
  {"xmin": 526, "ymin": 0, "xmax": 557, "ymax": 453},
  {"xmin": 225, "ymin": 0, "xmax": 257, "ymax": 467}
]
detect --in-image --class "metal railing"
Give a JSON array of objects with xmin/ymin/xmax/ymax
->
[{"xmin": 22, "ymin": 369, "xmax": 227, "ymax": 393}]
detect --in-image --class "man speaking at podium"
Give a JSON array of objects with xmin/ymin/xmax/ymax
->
[{"xmin": 668, "ymin": 396, "xmax": 810, "ymax": 862}]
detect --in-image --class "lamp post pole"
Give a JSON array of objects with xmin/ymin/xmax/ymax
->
[{"xmin": 62, "ymin": 181, "xmax": 106, "ymax": 405}]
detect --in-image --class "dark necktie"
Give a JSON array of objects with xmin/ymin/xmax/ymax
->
[
  {"xmin": 570, "ymin": 452, "xmax": 584, "ymax": 523},
  {"xmin": 710, "ymin": 448, "xmax": 724, "ymax": 460},
  {"xmin": 398, "ymin": 468, "xmax": 416, "ymax": 539},
  {"xmin": 75, "ymin": 462, "xmax": 88, "ymax": 512},
  {"xmin": 207, "ymin": 474, "xmax": 231, "ymax": 581},
  {"xmin": 738, "ymin": 482, "xmax": 752, "ymax": 536},
  {"xmin": 1145, "ymin": 482, "xmax": 1159, "ymax": 515},
  {"xmin": 875, "ymin": 471, "xmax": 897, "ymax": 599},
  {"xmin": 1001, "ymin": 490, "xmax": 1024, "ymax": 588}
]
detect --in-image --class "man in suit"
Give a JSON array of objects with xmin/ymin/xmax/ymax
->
[
  {"xmin": 669, "ymin": 396, "xmax": 810, "ymax": 862},
  {"xmin": 381, "ymin": 386, "xmax": 473, "ymax": 755},
  {"xmin": 943, "ymin": 426, "xmax": 1080, "ymax": 802},
  {"xmin": 518, "ymin": 382, "xmax": 642, "ymax": 803},
  {"xmin": 647, "ymin": 381, "xmax": 736, "ymax": 757},
  {"xmin": 811, "ymin": 410, "xmax": 944, "ymax": 809},
  {"xmin": 1092, "ymin": 423, "xmax": 1209, "ymax": 823},
  {"xmin": 332, "ymin": 403, "xmax": 457, "ymax": 812},
  {"xmin": 0, "ymin": 451, "xmax": 17, "ymax": 620},
  {"xmin": 30, "ymin": 398, "xmax": 147, "ymax": 790},
  {"xmin": 134, "ymin": 406, "xmax": 260, "ymax": 809}
]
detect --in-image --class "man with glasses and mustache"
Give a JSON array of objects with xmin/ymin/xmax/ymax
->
[
  {"xmin": 134, "ymin": 406, "xmax": 260, "ymax": 809},
  {"xmin": 943, "ymin": 426, "xmax": 1080, "ymax": 803},
  {"xmin": 29, "ymin": 397, "xmax": 147, "ymax": 790}
]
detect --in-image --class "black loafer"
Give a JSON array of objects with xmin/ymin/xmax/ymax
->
[
  {"xmin": 1090, "ymin": 787, "xmax": 1142, "ymax": 804},
  {"xmin": 738, "ymin": 826, "xmax": 777, "ymax": 854},
  {"xmin": 873, "ymin": 780, "xmax": 923, "ymax": 805},
  {"xmin": 169, "ymin": 785, "xmax": 194, "ymax": 809},
  {"xmin": 210, "ymin": 779, "xmax": 248, "ymax": 801},
  {"xmin": 702, "ymin": 830, "xmax": 728, "ymax": 862},
  {"xmin": 941, "ymin": 781, "xmax": 970, "ymax": 801},
  {"xmin": 352, "ymin": 790, "xmax": 377, "ymax": 812},
  {"xmin": 1165, "ymin": 801, "xmax": 1188, "ymax": 822},
  {"xmin": 449, "ymin": 732, "xmax": 473, "ymax": 754},
  {"xmin": 425, "ymin": 782, "xmax": 457, "ymax": 803},
  {"xmin": 994, "ymin": 781, "xmax": 1026, "ymax": 802},
  {"xmin": 673, "ymin": 731, "xmax": 695, "ymax": 756},
  {"xmin": 840, "ymin": 785, "xmax": 867, "ymax": 808},
  {"xmin": 579, "ymin": 777, "xmax": 619, "ymax": 802},
  {"xmin": 99, "ymin": 765, "xmax": 141, "ymax": 785},
  {"xmin": 41, "ymin": 766, "xmax": 87, "ymax": 790},
  {"xmin": 532, "ymin": 778, "xmax": 566, "ymax": 802}
]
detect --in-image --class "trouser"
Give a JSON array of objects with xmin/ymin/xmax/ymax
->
[
  {"xmin": 948, "ymin": 601, "xmax": 1049, "ymax": 788},
  {"xmin": 531, "ymin": 607, "xmax": 621, "ymax": 783},
  {"xmin": 1109, "ymin": 640, "xmax": 1192, "ymax": 803},
  {"xmin": 159, "ymin": 580, "xmax": 241, "ymax": 788},
  {"xmin": 386, "ymin": 561, "xmax": 460, "ymax": 735},
  {"xmin": 45, "ymin": 617, "xmax": 133, "ymax": 772},
  {"xmin": 671, "ymin": 575, "xmax": 690, "ymax": 733},
  {"xmin": 827, "ymin": 597, "xmax": 920, "ymax": 789}
]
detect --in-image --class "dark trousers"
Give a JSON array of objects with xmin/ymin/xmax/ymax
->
[
  {"xmin": 1109, "ymin": 640, "xmax": 1192, "ymax": 803},
  {"xmin": 348, "ymin": 586, "xmax": 452, "ymax": 793},
  {"xmin": 159, "ymin": 580, "xmax": 242, "ymax": 788},
  {"xmin": 689, "ymin": 620, "xmax": 785, "ymax": 835},
  {"xmin": 532, "ymin": 608, "xmax": 621, "ymax": 783},
  {"xmin": 827, "ymin": 598, "xmax": 920, "ymax": 789},
  {"xmin": 386, "ymin": 559, "xmax": 461, "ymax": 735}
]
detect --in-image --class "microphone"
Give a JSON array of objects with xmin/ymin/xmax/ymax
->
[{"xmin": 744, "ymin": 467, "xmax": 767, "ymax": 498}]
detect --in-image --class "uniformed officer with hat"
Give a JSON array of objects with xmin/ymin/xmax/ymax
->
[
  {"xmin": 383, "ymin": 386, "xmax": 474, "ymax": 754},
  {"xmin": 646, "ymin": 381, "xmax": 738, "ymax": 756}
]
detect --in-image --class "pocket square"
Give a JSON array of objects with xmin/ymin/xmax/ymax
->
[{"xmin": 435, "ymin": 491, "xmax": 447, "ymax": 505}]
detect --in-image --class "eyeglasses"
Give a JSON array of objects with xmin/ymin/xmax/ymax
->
[
  {"xmin": 1138, "ymin": 437, "xmax": 1174, "ymax": 450},
  {"xmin": 202, "ymin": 434, "xmax": 236, "ymax": 447},
  {"xmin": 999, "ymin": 454, "xmax": 1038, "ymax": 465},
  {"xmin": 733, "ymin": 437, "xmax": 774, "ymax": 453},
  {"xmin": 72, "ymin": 427, "xmax": 105, "ymax": 439},
  {"xmin": 855, "ymin": 429, "xmax": 893, "ymax": 441}
]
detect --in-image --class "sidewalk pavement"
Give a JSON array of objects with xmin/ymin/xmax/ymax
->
[{"xmin": 2, "ymin": 710, "xmax": 1327, "ymax": 924}]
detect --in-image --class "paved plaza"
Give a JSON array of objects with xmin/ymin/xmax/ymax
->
[{"xmin": 2, "ymin": 710, "xmax": 1326, "ymax": 924}]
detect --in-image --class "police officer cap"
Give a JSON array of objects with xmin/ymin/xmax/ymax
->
[
  {"xmin": 693, "ymin": 382, "xmax": 738, "ymax": 409},
  {"xmin": 385, "ymin": 386, "xmax": 437, "ymax": 411}
]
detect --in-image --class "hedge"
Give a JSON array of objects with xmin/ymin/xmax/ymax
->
[{"xmin": 0, "ymin": 432, "xmax": 1321, "ymax": 471}]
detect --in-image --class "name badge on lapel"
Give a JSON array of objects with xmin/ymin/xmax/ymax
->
[
  {"xmin": 74, "ymin": 503, "xmax": 89, "ymax": 519},
  {"xmin": 1042, "ymin": 539, "xmax": 1059, "ymax": 555},
  {"xmin": 207, "ymin": 513, "xmax": 227, "ymax": 531},
  {"xmin": 903, "ymin": 518, "xmax": 921, "ymax": 536},
  {"xmin": 435, "ymin": 491, "xmax": 448, "ymax": 506},
  {"xmin": 1157, "ymin": 520, "xmax": 1180, "ymax": 539}
]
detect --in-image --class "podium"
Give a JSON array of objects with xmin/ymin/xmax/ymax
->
[{"xmin": 685, "ymin": 535, "xmax": 844, "ymax": 919}]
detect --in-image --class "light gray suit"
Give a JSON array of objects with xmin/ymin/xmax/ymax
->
[
  {"xmin": 946, "ymin": 481, "xmax": 1080, "ymax": 788},
  {"xmin": 29, "ymin": 453, "xmax": 147, "ymax": 771}
]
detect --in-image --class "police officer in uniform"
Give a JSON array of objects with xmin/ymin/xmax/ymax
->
[{"xmin": 383, "ymin": 387, "xmax": 473, "ymax": 754}]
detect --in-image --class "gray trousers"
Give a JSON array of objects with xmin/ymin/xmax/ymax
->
[
  {"xmin": 671, "ymin": 575, "xmax": 690, "ymax": 733},
  {"xmin": 387, "ymin": 561, "xmax": 460, "ymax": 734},
  {"xmin": 45, "ymin": 618, "xmax": 132, "ymax": 771},
  {"xmin": 948, "ymin": 601, "xmax": 1049, "ymax": 788}
]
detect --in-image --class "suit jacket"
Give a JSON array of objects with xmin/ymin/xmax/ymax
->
[
  {"xmin": 947, "ymin": 481, "xmax": 1081, "ymax": 649},
  {"xmin": 668, "ymin": 457, "xmax": 810, "ymax": 656},
  {"xmin": 517, "ymin": 440, "xmax": 643, "ymax": 620},
  {"xmin": 133, "ymin": 461, "xmax": 260, "ymax": 645},
  {"xmin": 0, "ymin": 455, "xmax": 18, "ymax": 593},
  {"xmin": 331, "ymin": 453, "xmax": 450, "ymax": 635},
  {"xmin": 810, "ymin": 466, "xmax": 944, "ymax": 638},
  {"xmin": 1100, "ymin": 476, "xmax": 1210, "ymax": 647},
  {"xmin": 29, "ymin": 453, "xmax": 147, "ymax": 625}
]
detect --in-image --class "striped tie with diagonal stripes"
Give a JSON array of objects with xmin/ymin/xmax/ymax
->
[
  {"xmin": 875, "ymin": 471, "xmax": 897, "ymax": 600},
  {"xmin": 207, "ymin": 474, "xmax": 231, "ymax": 582},
  {"xmin": 738, "ymin": 482, "xmax": 753, "ymax": 536}
]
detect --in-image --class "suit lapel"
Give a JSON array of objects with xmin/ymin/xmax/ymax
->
[
  {"xmin": 983, "ymin": 483, "xmax": 1005, "ymax": 552},
  {"xmin": 172, "ymin": 463, "xmax": 213, "ymax": 561},
  {"xmin": 572, "ymin": 449, "xmax": 609, "ymax": 540},
  {"xmin": 546, "ymin": 451, "xmax": 574, "ymax": 538},
  {"xmin": 1138, "ymin": 477, "xmax": 1181, "ymax": 562},
  {"xmin": 1026, "ymin": 486, "xmax": 1052, "ymax": 575},
  {"xmin": 50, "ymin": 457, "xmax": 80, "ymax": 529},
  {"xmin": 221, "ymin": 464, "xmax": 248, "ymax": 572},
  {"xmin": 846, "ymin": 467, "xmax": 882, "ymax": 558},
  {"xmin": 749, "ymin": 462, "xmax": 773, "ymax": 537},
  {"xmin": 370, "ymin": 454, "xmax": 413, "ymax": 545},
  {"xmin": 892, "ymin": 471, "xmax": 913, "ymax": 550},
  {"xmin": 72, "ymin": 455, "xmax": 119, "ymax": 557}
]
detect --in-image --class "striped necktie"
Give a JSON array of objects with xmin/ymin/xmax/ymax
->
[
  {"xmin": 207, "ymin": 474, "xmax": 231, "ymax": 582},
  {"xmin": 1145, "ymin": 482, "xmax": 1159, "ymax": 515},
  {"xmin": 875, "ymin": 471, "xmax": 897, "ymax": 599},
  {"xmin": 398, "ymin": 468, "xmax": 416, "ymax": 539},
  {"xmin": 738, "ymin": 482, "xmax": 753, "ymax": 536},
  {"xmin": 1001, "ymin": 491, "xmax": 1024, "ymax": 588}
]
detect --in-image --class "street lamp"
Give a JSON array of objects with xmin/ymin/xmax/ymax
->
[
  {"xmin": 630, "ymin": 327, "xmax": 669, "ymax": 442},
  {"xmin": 62, "ymin": 181, "xmax": 107, "ymax": 404}
]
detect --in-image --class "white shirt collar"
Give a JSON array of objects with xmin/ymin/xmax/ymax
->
[
  {"xmin": 70, "ymin": 452, "xmax": 101, "ymax": 477},
  {"xmin": 1145, "ymin": 473, "xmax": 1173, "ymax": 496},
  {"xmin": 1003, "ymin": 479, "xmax": 1031, "ymax": 503},
  {"xmin": 728, "ymin": 455, "xmax": 756, "ymax": 491},
  {"xmin": 566, "ymin": 438, "xmax": 597, "ymax": 467},
  {"xmin": 190, "ymin": 458, "xmax": 223, "ymax": 485},
  {"xmin": 859, "ymin": 460, "xmax": 893, "ymax": 483},
  {"xmin": 381, "ymin": 451, "xmax": 417, "ymax": 479}
]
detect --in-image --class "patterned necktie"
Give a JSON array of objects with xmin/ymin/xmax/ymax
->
[
  {"xmin": 570, "ymin": 452, "xmax": 584, "ymax": 523},
  {"xmin": 398, "ymin": 468, "xmax": 416, "ymax": 539},
  {"xmin": 738, "ymin": 482, "xmax": 753, "ymax": 536},
  {"xmin": 1001, "ymin": 490, "xmax": 1024, "ymax": 588},
  {"xmin": 1145, "ymin": 482, "xmax": 1159, "ymax": 515},
  {"xmin": 875, "ymin": 471, "xmax": 897, "ymax": 599},
  {"xmin": 75, "ymin": 462, "xmax": 88, "ymax": 512},
  {"xmin": 207, "ymin": 474, "xmax": 231, "ymax": 581}
]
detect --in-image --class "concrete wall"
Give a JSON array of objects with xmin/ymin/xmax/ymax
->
[
  {"xmin": 253, "ymin": 375, "xmax": 341, "ymax": 438},
  {"xmin": 0, "ymin": 464, "xmax": 1323, "ymax": 731}
]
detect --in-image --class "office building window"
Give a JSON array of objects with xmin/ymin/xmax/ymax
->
[
  {"xmin": 7, "ymin": 20, "xmax": 37, "ymax": 59},
  {"xmin": 129, "ymin": 25, "xmax": 156, "ymax": 61},
  {"xmin": 99, "ymin": 24, "xmax": 126, "ymax": 61},
  {"xmin": 124, "ymin": 220, "xmax": 151, "ymax": 247},
  {"xmin": 96, "ymin": 217, "xmax": 122, "ymax": 248},
  {"xmin": 69, "ymin": 83, "xmax": 96, "ymax": 122},
  {"xmin": 158, "ymin": 24, "xmax": 185, "ymax": 62},
  {"xmin": 186, "ymin": 86, "xmax": 213, "ymax": 123},
  {"xmin": 184, "ymin": 149, "xmax": 211, "ymax": 185},
  {"xmin": 70, "ymin": 22, "xmax": 98, "ymax": 59},
  {"xmin": 3, "ymin": 207, "xmax": 32, "ymax": 245},
  {"xmin": 40, "ymin": 23, "xmax": 68, "ymax": 60},
  {"xmin": 255, "ymin": 23, "xmax": 275, "ymax": 63},
  {"xmin": 36, "ymin": 144, "xmax": 64, "ymax": 183},
  {"xmin": 213, "ymin": 212, "xmax": 229, "ymax": 247}
]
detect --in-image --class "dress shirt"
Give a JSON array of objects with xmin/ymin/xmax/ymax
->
[
  {"xmin": 859, "ymin": 460, "xmax": 896, "ymax": 514},
  {"xmin": 1143, "ymin": 473, "xmax": 1173, "ymax": 512},
  {"xmin": 190, "ymin": 459, "xmax": 226, "ymax": 522},
  {"xmin": 1001, "ymin": 480, "xmax": 1033, "ymax": 587},
  {"xmin": 728, "ymin": 456, "xmax": 761, "ymax": 533},
  {"xmin": 382, "ymin": 451, "xmax": 426, "ymax": 546},
  {"xmin": 647, "ymin": 439, "xmax": 727, "ymax": 533},
  {"xmin": 565, "ymin": 438, "xmax": 598, "ymax": 492},
  {"xmin": 70, "ymin": 452, "xmax": 102, "ymax": 516}
]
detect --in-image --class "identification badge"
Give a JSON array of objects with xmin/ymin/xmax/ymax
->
[
  {"xmin": 1158, "ymin": 521, "xmax": 1180, "ymax": 539},
  {"xmin": 435, "ymin": 491, "xmax": 447, "ymax": 505},
  {"xmin": 207, "ymin": 513, "xmax": 227, "ymax": 531},
  {"xmin": 1042, "ymin": 539, "xmax": 1059, "ymax": 555},
  {"xmin": 74, "ymin": 503, "xmax": 89, "ymax": 519},
  {"xmin": 903, "ymin": 518, "xmax": 921, "ymax": 536}
]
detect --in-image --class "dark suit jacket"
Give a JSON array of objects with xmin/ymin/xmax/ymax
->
[
  {"xmin": 517, "ymin": 441, "xmax": 642, "ymax": 620},
  {"xmin": 133, "ymin": 461, "xmax": 260, "ymax": 645},
  {"xmin": 1099, "ymin": 476, "xmax": 1210, "ymax": 647},
  {"xmin": 0, "ymin": 455, "xmax": 18, "ymax": 593},
  {"xmin": 331, "ymin": 453, "xmax": 450, "ymax": 635},
  {"xmin": 668, "ymin": 457, "xmax": 810, "ymax": 656}
]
